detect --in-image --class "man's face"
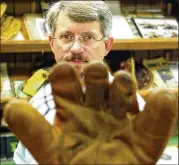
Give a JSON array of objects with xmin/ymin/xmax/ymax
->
[{"xmin": 49, "ymin": 11, "xmax": 113, "ymax": 78}]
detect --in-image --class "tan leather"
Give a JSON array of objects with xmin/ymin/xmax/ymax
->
[{"xmin": 3, "ymin": 62, "xmax": 177, "ymax": 164}]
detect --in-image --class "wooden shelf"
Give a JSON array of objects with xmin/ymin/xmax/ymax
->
[
  {"xmin": 1, "ymin": 40, "xmax": 51, "ymax": 53},
  {"xmin": 112, "ymin": 38, "xmax": 178, "ymax": 50},
  {"xmin": 1, "ymin": 37, "xmax": 178, "ymax": 53}
]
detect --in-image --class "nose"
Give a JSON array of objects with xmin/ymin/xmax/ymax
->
[{"xmin": 70, "ymin": 39, "xmax": 84, "ymax": 54}]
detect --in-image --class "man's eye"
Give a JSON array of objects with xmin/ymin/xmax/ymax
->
[
  {"xmin": 60, "ymin": 34, "xmax": 73, "ymax": 40},
  {"xmin": 82, "ymin": 35, "xmax": 94, "ymax": 41}
]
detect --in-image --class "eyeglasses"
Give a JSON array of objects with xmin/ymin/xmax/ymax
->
[{"xmin": 51, "ymin": 33, "xmax": 106, "ymax": 48}]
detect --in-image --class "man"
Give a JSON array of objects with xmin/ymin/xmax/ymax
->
[
  {"xmin": 3, "ymin": 1, "xmax": 177, "ymax": 164},
  {"xmin": 13, "ymin": 1, "xmax": 120, "ymax": 163}
]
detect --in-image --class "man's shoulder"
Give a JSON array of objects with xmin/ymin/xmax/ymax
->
[{"xmin": 29, "ymin": 83, "xmax": 52, "ymax": 104}]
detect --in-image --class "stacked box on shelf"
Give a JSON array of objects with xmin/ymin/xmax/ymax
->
[
  {"xmin": 0, "ymin": 133, "xmax": 18, "ymax": 160},
  {"xmin": 0, "ymin": 135, "xmax": 6, "ymax": 159}
]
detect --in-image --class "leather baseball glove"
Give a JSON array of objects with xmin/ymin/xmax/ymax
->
[{"xmin": 3, "ymin": 62, "xmax": 177, "ymax": 164}]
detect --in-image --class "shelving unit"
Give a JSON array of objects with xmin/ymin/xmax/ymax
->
[
  {"xmin": 1, "ymin": 1, "xmax": 178, "ymax": 164},
  {"xmin": 1, "ymin": 0, "xmax": 178, "ymax": 98}
]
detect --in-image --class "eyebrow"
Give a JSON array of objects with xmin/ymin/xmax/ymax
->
[
  {"xmin": 59, "ymin": 31, "xmax": 98, "ymax": 36},
  {"xmin": 59, "ymin": 31, "xmax": 73, "ymax": 35},
  {"xmin": 81, "ymin": 31, "xmax": 97, "ymax": 36}
]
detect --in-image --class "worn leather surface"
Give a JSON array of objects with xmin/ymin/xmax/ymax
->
[{"xmin": 3, "ymin": 62, "xmax": 178, "ymax": 164}]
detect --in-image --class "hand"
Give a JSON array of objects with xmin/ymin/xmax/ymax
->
[{"xmin": 3, "ymin": 62, "xmax": 177, "ymax": 164}]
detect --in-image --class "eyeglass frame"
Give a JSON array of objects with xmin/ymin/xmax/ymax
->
[{"xmin": 50, "ymin": 32, "xmax": 107, "ymax": 48}]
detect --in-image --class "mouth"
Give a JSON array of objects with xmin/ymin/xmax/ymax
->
[{"xmin": 70, "ymin": 59, "xmax": 87, "ymax": 64}]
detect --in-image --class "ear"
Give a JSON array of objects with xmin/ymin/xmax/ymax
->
[
  {"xmin": 49, "ymin": 35, "xmax": 55, "ymax": 52},
  {"xmin": 104, "ymin": 37, "xmax": 113, "ymax": 56}
]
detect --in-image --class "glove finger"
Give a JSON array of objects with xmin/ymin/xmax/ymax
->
[
  {"xmin": 133, "ymin": 89, "xmax": 177, "ymax": 163},
  {"xmin": 83, "ymin": 62, "xmax": 109, "ymax": 110},
  {"xmin": 49, "ymin": 62, "xmax": 83, "ymax": 121},
  {"xmin": 3, "ymin": 99, "xmax": 61, "ymax": 164},
  {"xmin": 108, "ymin": 70, "xmax": 138, "ymax": 120}
]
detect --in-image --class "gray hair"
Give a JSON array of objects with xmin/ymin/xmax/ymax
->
[{"xmin": 45, "ymin": 1, "xmax": 112, "ymax": 38}]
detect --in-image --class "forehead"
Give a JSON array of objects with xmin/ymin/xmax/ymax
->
[{"xmin": 55, "ymin": 11, "xmax": 102, "ymax": 35}]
